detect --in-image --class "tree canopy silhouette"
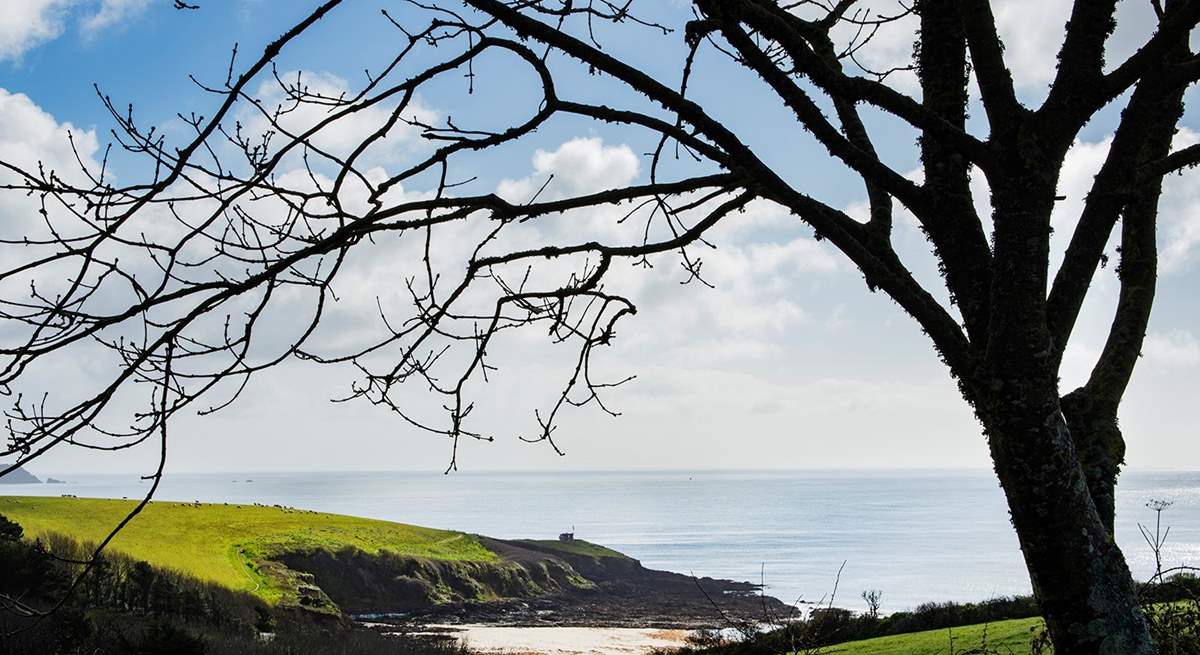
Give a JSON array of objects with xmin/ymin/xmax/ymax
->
[{"xmin": 1, "ymin": 1, "xmax": 1199, "ymax": 652}]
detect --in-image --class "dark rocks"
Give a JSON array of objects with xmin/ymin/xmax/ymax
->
[{"xmin": 276, "ymin": 537, "xmax": 793, "ymax": 631}]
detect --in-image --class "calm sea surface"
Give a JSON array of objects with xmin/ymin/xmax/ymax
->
[{"xmin": 3, "ymin": 469, "xmax": 1199, "ymax": 612}]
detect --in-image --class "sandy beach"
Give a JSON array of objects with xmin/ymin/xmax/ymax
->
[{"xmin": 429, "ymin": 625, "xmax": 690, "ymax": 655}]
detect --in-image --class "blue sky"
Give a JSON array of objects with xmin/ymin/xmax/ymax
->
[{"xmin": 1, "ymin": 1, "xmax": 1198, "ymax": 476}]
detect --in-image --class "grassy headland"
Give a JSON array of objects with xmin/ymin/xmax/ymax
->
[
  {"xmin": 0, "ymin": 496, "xmax": 495, "ymax": 605},
  {"xmin": 0, "ymin": 495, "xmax": 794, "ymax": 628}
]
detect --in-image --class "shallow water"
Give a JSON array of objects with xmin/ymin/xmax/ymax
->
[{"xmin": 4, "ymin": 469, "xmax": 1198, "ymax": 612}]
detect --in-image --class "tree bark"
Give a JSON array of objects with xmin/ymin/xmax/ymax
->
[
  {"xmin": 979, "ymin": 163, "xmax": 1155, "ymax": 653},
  {"xmin": 982, "ymin": 390, "xmax": 1151, "ymax": 654},
  {"xmin": 1060, "ymin": 390, "xmax": 1124, "ymax": 536}
]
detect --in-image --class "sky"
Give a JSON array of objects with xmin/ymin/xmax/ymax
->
[{"xmin": 0, "ymin": 0, "xmax": 1198, "ymax": 476}]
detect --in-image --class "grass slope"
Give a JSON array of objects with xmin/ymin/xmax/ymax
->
[
  {"xmin": 0, "ymin": 496, "xmax": 495, "ymax": 604},
  {"xmin": 819, "ymin": 616, "xmax": 1043, "ymax": 655}
]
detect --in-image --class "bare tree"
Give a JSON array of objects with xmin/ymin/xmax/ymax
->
[
  {"xmin": 861, "ymin": 589, "xmax": 882, "ymax": 619},
  {"xmin": 1, "ymin": 1, "xmax": 1198, "ymax": 652}
]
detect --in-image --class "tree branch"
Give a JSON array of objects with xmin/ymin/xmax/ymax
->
[
  {"xmin": 1047, "ymin": 27, "xmax": 1190, "ymax": 359},
  {"xmin": 695, "ymin": 0, "xmax": 995, "ymax": 171},
  {"xmin": 916, "ymin": 2, "xmax": 993, "ymax": 344},
  {"xmin": 1139, "ymin": 142, "xmax": 1200, "ymax": 180},
  {"xmin": 711, "ymin": 21, "xmax": 928, "ymax": 214},
  {"xmin": 1042, "ymin": 0, "xmax": 1119, "ymax": 119},
  {"xmin": 1095, "ymin": 2, "xmax": 1200, "ymax": 106},
  {"xmin": 958, "ymin": 0, "xmax": 1026, "ymax": 139}
]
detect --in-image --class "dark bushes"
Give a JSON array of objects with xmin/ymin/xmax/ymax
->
[
  {"xmin": 1140, "ymin": 574, "xmax": 1200, "ymax": 655},
  {"xmin": 795, "ymin": 595, "xmax": 1040, "ymax": 648},
  {"xmin": 657, "ymin": 595, "xmax": 1044, "ymax": 654},
  {"xmin": 0, "ymin": 612, "xmax": 471, "ymax": 655},
  {"xmin": 877, "ymin": 595, "xmax": 1040, "ymax": 636},
  {"xmin": 206, "ymin": 626, "xmax": 472, "ymax": 655},
  {"xmin": 665, "ymin": 579, "xmax": 1200, "ymax": 655}
]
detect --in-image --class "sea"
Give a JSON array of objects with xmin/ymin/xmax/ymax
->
[{"xmin": 3, "ymin": 469, "xmax": 1199, "ymax": 614}]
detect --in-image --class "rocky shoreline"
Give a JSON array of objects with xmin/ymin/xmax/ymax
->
[{"xmin": 356, "ymin": 538, "xmax": 797, "ymax": 631}]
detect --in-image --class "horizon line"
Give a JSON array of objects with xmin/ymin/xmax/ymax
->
[{"xmin": 11, "ymin": 465, "xmax": 1200, "ymax": 477}]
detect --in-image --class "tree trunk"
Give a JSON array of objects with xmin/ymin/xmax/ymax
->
[
  {"xmin": 975, "ymin": 124, "xmax": 1158, "ymax": 652},
  {"xmin": 983, "ymin": 388, "xmax": 1150, "ymax": 654},
  {"xmin": 1060, "ymin": 389, "xmax": 1124, "ymax": 535}
]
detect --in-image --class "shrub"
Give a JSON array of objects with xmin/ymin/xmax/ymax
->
[
  {"xmin": 0, "ymin": 514, "xmax": 22, "ymax": 541},
  {"xmin": 125, "ymin": 621, "xmax": 208, "ymax": 655}
]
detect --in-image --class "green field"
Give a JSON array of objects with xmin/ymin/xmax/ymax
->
[
  {"xmin": 0, "ymin": 496, "xmax": 495, "ymax": 604},
  {"xmin": 816, "ymin": 616, "xmax": 1043, "ymax": 655}
]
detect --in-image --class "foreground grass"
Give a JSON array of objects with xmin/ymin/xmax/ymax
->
[
  {"xmin": 0, "ymin": 496, "xmax": 496, "ymax": 604},
  {"xmin": 817, "ymin": 616, "xmax": 1043, "ymax": 655}
]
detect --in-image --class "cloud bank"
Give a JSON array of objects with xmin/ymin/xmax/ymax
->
[{"xmin": 0, "ymin": 0, "xmax": 152, "ymax": 61}]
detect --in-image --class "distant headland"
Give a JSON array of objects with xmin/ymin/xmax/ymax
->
[{"xmin": 0, "ymin": 465, "xmax": 41, "ymax": 484}]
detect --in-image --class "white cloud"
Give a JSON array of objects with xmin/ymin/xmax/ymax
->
[
  {"xmin": 80, "ymin": 0, "xmax": 151, "ymax": 36},
  {"xmin": 1143, "ymin": 330, "xmax": 1200, "ymax": 367},
  {"xmin": 990, "ymin": 1, "xmax": 1159, "ymax": 90},
  {"xmin": 702, "ymin": 235, "xmax": 840, "ymax": 288},
  {"xmin": 1164, "ymin": 211, "xmax": 1200, "ymax": 273},
  {"xmin": 489, "ymin": 136, "xmax": 845, "ymax": 377},
  {"xmin": 1041, "ymin": 135, "xmax": 1116, "ymax": 284},
  {"xmin": 240, "ymin": 70, "xmax": 438, "ymax": 173},
  {"xmin": 0, "ymin": 87, "xmax": 98, "ymax": 170},
  {"xmin": 1159, "ymin": 129, "xmax": 1200, "ymax": 273},
  {"xmin": 826, "ymin": 1, "xmax": 921, "ymax": 92},
  {"xmin": 0, "ymin": 87, "xmax": 100, "ymax": 249},
  {"xmin": 604, "ymin": 222, "xmax": 840, "ymax": 366},
  {"xmin": 0, "ymin": 0, "xmax": 152, "ymax": 60},
  {"xmin": 709, "ymin": 197, "xmax": 798, "ymax": 237},
  {"xmin": 0, "ymin": 0, "xmax": 73, "ymax": 62},
  {"xmin": 1059, "ymin": 340, "xmax": 1100, "ymax": 391},
  {"xmin": 497, "ymin": 137, "xmax": 639, "ymax": 203},
  {"xmin": 989, "ymin": 0, "xmax": 1075, "ymax": 88},
  {"xmin": 0, "ymin": 88, "xmax": 119, "ymax": 409}
]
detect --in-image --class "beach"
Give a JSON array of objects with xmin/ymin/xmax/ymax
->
[{"xmin": 427, "ymin": 625, "xmax": 690, "ymax": 655}]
